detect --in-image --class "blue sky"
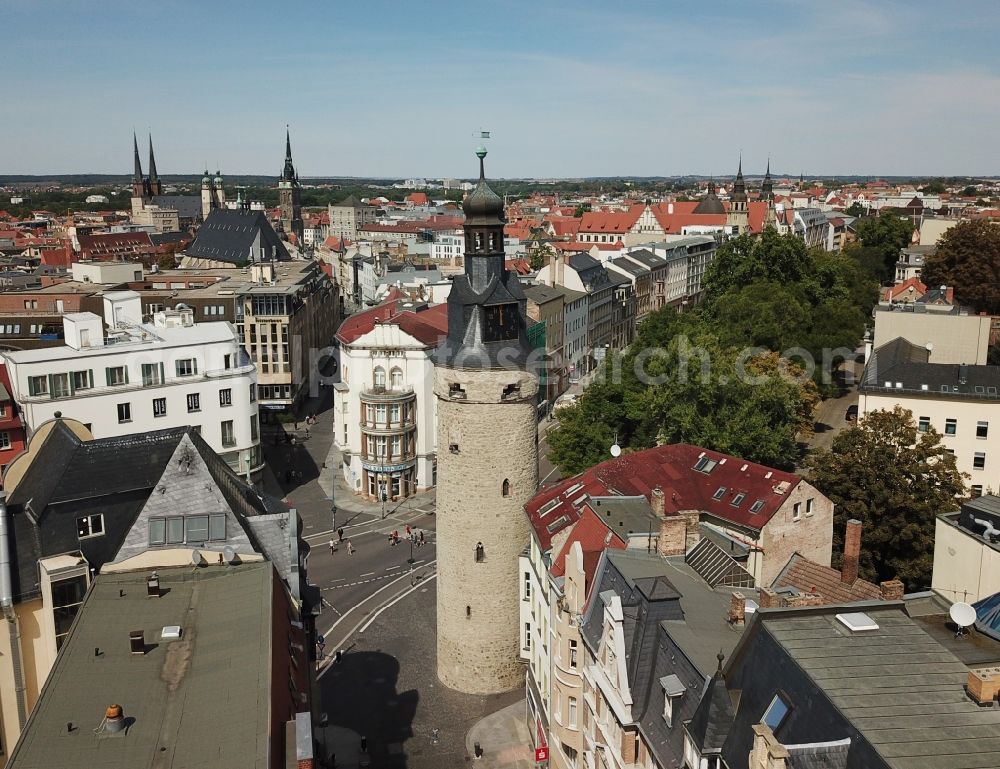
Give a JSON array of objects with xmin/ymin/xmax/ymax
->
[{"xmin": 3, "ymin": 0, "xmax": 999, "ymax": 177}]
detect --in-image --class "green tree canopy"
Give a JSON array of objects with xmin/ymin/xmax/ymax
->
[
  {"xmin": 808, "ymin": 406, "xmax": 967, "ymax": 589},
  {"xmin": 852, "ymin": 214, "xmax": 915, "ymax": 281},
  {"xmin": 920, "ymin": 219, "xmax": 1000, "ymax": 314},
  {"xmin": 703, "ymin": 230, "xmax": 815, "ymax": 298}
]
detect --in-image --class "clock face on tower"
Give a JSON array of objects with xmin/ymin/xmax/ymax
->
[{"xmin": 483, "ymin": 303, "xmax": 519, "ymax": 342}]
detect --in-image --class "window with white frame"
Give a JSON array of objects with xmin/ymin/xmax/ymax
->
[
  {"xmin": 141, "ymin": 363, "xmax": 163, "ymax": 387},
  {"xmin": 117, "ymin": 402, "xmax": 131, "ymax": 423},
  {"xmin": 153, "ymin": 397, "xmax": 167, "ymax": 417},
  {"xmin": 0, "ymin": 432, "xmax": 9, "ymax": 450},
  {"xmin": 106, "ymin": 366, "xmax": 127, "ymax": 386},
  {"xmin": 72, "ymin": 370, "xmax": 93, "ymax": 391},
  {"xmin": 219, "ymin": 388, "xmax": 232, "ymax": 407},
  {"xmin": 187, "ymin": 393, "xmax": 201, "ymax": 412},
  {"xmin": 373, "ymin": 366, "xmax": 386, "ymax": 387},
  {"xmin": 176, "ymin": 359, "xmax": 197, "ymax": 377},
  {"xmin": 792, "ymin": 502, "xmax": 801, "ymax": 520},
  {"xmin": 568, "ymin": 696, "xmax": 578, "ymax": 728},
  {"xmin": 76, "ymin": 513, "xmax": 104, "ymax": 539},
  {"xmin": 28, "ymin": 375, "xmax": 47, "ymax": 396},
  {"xmin": 524, "ymin": 622, "xmax": 531, "ymax": 650},
  {"xmin": 524, "ymin": 572, "xmax": 531, "ymax": 600},
  {"xmin": 978, "ymin": 421, "xmax": 989, "ymax": 439},
  {"xmin": 221, "ymin": 420, "xmax": 235, "ymax": 448},
  {"xmin": 390, "ymin": 367, "xmax": 403, "ymax": 387}
]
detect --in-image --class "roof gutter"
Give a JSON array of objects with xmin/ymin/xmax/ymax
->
[{"xmin": 0, "ymin": 491, "xmax": 29, "ymax": 729}]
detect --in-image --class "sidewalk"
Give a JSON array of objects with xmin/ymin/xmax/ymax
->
[{"xmin": 466, "ymin": 700, "xmax": 533, "ymax": 769}]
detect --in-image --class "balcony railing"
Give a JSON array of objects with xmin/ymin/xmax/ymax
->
[{"xmin": 360, "ymin": 385, "xmax": 415, "ymax": 403}]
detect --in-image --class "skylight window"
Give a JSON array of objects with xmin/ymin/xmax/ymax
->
[
  {"xmin": 836, "ymin": 612, "xmax": 879, "ymax": 632},
  {"xmin": 712, "ymin": 487, "xmax": 726, "ymax": 501},
  {"xmin": 694, "ymin": 456, "xmax": 718, "ymax": 474},
  {"xmin": 731, "ymin": 492, "xmax": 746, "ymax": 507},
  {"xmin": 762, "ymin": 693, "xmax": 791, "ymax": 733},
  {"xmin": 749, "ymin": 500, "xmax": 765, "ymax": 514}
]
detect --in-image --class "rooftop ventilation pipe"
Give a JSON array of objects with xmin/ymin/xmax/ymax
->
[{"xmin": 0, "ymin": 491, "xmax": 28, "ymax": 728}]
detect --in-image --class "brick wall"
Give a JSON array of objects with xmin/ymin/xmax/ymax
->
[
  {"xmin": 435, "ymin": 366, "xmax": 538, "ymax": 694},
  {"xmin": 759, "ymin": 480, "xmax": 833, "ymax": 586}
]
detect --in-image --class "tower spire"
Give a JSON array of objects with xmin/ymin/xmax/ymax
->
[
  {"xmin": 132, "ymin": 132, "xmax": 143, "ymax": 182},
  {"xmin": 148, "ymin": 134, "xmax": 158, "ymax": 182},
  {"xmin": 282, "ymin": 126, "xmax": 296, "ymax": 181}
]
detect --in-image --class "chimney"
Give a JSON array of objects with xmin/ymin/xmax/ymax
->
[
  {"xmin": 146, "ymin": 571, "xmax": 160, "ymax": 597},
  {"xmin": 657, "ymin": 516, "xmax": 687, "ymax": 557},
  {"xmin": 129, "ymin": 630, "xmax": 146, "ymax": 655},
  {"xmin": 968, "ymin": 667, "xmax": 1000, "ymax": 705},
  {"xmin": 841, "ymin": 519, "xmax": 862, "ymax": 584},
  {"xmin": 650, "ymin": 486, "xmax": 665, "ymax": 518},
  {"xmin": 105, "ymin": 704, "xmax": 126, "ymax": 733},
  {"xmin": 729, "ymin": 592, "xmax": 746, "ymax": 625},
  {"xmin": 758, "ymin": 587, "xmax": 781, "ymax": 609},
  {"xmin": 556, "ymin": 251, "xmax": 566, "ymax": 285},
  {"xmin": 880, "ymin": 579, "xmax": 904, "ymax": 601}
]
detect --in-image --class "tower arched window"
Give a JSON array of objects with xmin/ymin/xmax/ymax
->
[
  {"xmin": 475, "ymin": 542, "xmax": 485, "ymax": 562},
  {"xmin": 390, "ymin": 367, "xmax": 403, "ymax": 388},
  {"xmin": 475, "ymin": 232, "xmax": 483, "ymax": 250},
  {"xmin": 373, "ymin": 366, "xmax": 386, "ymax": 387},
  {"xmin": 502, "ymin": 479, "xmax": 511, "ymax": 497}
]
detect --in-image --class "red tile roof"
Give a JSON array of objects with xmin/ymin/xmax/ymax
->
[
  {"xmin": 335, "ymin": 290, "xmax": 448, "ymax": 346},
  {"xmin": 406, "ymin": 192, "xmax": 430, "ymax": 206},
  {"xmin": 505, "ymin": 258, "xmax": 532, "ymax": 275},
  {"xmin": 322, "ymin": 236, "xmax": 351, "ymax": 250},
  {"xmin": 578, "ymin": 209, "xmax": 640, "ymax": 234},
  {"xmin": 772, "ymin": 552, "xmax": 882, "ymax": 603},
  {"xmin": 526, "ymin": 443, "xmax": 801, "ymax": 551},
  {"xmin": 882, "ymin": 277, "xmax": 927, "ymax": 302},
  {"xmin": 545, "ymin": 215, "xmax": 582, "ymax": 239},
  {"xmin": 548, "ymin": 505, "xmax": 627, "ymax": 584}
]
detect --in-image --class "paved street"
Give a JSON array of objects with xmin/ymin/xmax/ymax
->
[{"xmin": 256, "ymin": 362, "xmax": 564, "ymax": 768}]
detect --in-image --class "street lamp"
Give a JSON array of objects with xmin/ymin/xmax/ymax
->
[{"xmin": 407, "ymin": 536, "xmax": 416, "ymax": 585}]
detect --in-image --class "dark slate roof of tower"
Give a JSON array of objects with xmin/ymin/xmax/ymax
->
[
  {"xmin": 282, "ymin": 127, "xmax": 297, "ymax": 181},
  {"xmin": 462, "ymin": 147, "xmax": 505, "ymax": 224},
  {"xmin": 148, "ymin": 134, "xmax": 158, "ymax": 181},
  {"xmin": 731, "ymin": 157, "xmax": 748, "ymax": 203},
  {"xmin": 132, "ymin": 132, "xmax": 143, "ymax": 181},
  {"xmin": 687, "ymin": 656, "xmax": 735, "ymax": 753},
  {"xmin": 186, "ymin": 208, "xmax": 289, "ymax": 264}
]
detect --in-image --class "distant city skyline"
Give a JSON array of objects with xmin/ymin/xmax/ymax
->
[{"xmin": 4, "ymin": 0, "xmax": 999, "ymax": 178}]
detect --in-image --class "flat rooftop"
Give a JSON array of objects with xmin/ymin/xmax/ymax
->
[{"xmin": 9, "ymin": 563, "xmax": 274, "ymax": 769}]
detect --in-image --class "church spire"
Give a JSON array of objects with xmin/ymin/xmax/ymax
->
[
  {"xmin": 731, "ymin": 155, "xmax": 748, "ymax": 203},
  {"xmin": 282, "ymin": 126, "xmax": 296, "ymax": 181},
  {"xmin": 132, "ymin": 132, "xmax": 143, "ymax": 182},
  {"xmin": 148, "ymin": 134, "xmax": 158, "ymax": 182}
]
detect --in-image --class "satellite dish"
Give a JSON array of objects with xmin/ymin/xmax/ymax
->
[
  {"xmin": 222, "ymin": 546, "xmax": 237, "ymax": 564},
  {"xmin": 610, "ymin": 443, "xmax": 622, "ymax": 458},
  {"xmin": 191, "ymin": 549, "xmax": 203, "ymax": 566},
  {"xmin": 950, "ymin": 602, "xmax": 977, "ymax": 631}
]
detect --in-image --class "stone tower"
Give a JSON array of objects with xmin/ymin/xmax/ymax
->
[
  {"xmin": 726, "ymin": 157, "xmax": 750, "ymax": 235},
  {"xmin": 435, "ymin": 147, "xmax": 537, "ymax": 694},
  {"xmin": 278, "ymin": 128, "xmax": 304, "ymax": 243},
  {"xmin": 130, "ymin": 133, "xmax": 162, "ymax": 216}
]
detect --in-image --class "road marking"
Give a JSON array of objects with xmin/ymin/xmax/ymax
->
[
  {"xmin": 319, "ymin": 572, "xmax": 438, "ymax": 680},
  {"xmin": 386, "ymin": 565, "xmax": 401, "ymax": 571},
  {"xmin": 317, "ymin": 563, "xmax": 436, "ymax": 635},
  {"xmin": 359, "ymin": 571, "xmax": 374, "ymax": 577},
  {"xmin": 541, "ymin": 465, "xmax": 560, "ymax": 484},
  {"xmin": 358, "ymin": 573, "xmax": 437, "ymax": 634}
]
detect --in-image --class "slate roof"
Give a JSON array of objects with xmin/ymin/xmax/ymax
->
[
  {"xmin": 724, "ymin": 603, "xmax": 1000, "ymax": 769},
  {"xmin": 7, "ymin": 564, "xmax": 275, "ymax": 769},
  {"xmin": 150, "ymin": 194, "xmax": 202, "ymax": 220},
  {"xmin": 862, "ymin": 336, "xmax": 1000, "ymax": 398},
  {"xmin": 580, "ymin": 549, "xmax": 750, "ymax": 769},
  {"xmin": 5, "ymin": 422, "xmax": 284, "ymax": 603},
  {"xmin": 610, "ymin": 257, "xmax": 649, "ymax": 277},
  {"xmin": 623, "ymin": 248, "xmax": 668, "ymax": 270},
  {"xmin": 687, "ymin": 662, "xmax": 735, "ymax": 753},
  {"xmin": 186, "ymin": 208, "xmax": 289, "ymax": 265}
]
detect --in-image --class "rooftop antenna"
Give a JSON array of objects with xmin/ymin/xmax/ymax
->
[{"xmin": 610, "ymin": 433, "xmax": 621, "ymax": 458}]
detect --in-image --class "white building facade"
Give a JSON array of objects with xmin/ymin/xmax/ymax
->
[
  {"xmin": 333, "ymin": 298, "xmax": 446, "ymax": 500},
  {"xmin": 3, "ymin": 291, "xmax": 262, "ymax": 478}
]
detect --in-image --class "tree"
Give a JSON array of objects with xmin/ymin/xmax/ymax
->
[
  {"xmin": 529, "ymin": 243, "xmax": 554, "ymax": 272},
  {"xmin": 852, "ymin": 214, "xmax": 914, "ymax": 281},
  {"xmin": 844, "ymin": 202, "xmax": 866, "ymax": 217},
  {"xmin": 962, "ymin": 185, "xmax": 978, "ymax": 197},
  {"xmin": 808, "ymin": 407, "xmax": 967, "ymax": 589},
  {"xmin": 920, "ymin": 180, "xmax": 946, "ymax": 195},
  {"xmin": 702, "ymin": 230, "xmax": 814, "ymax": 299},
  {"xmin": 920, "ymin": 219, "xmax": 1000, "ymax": 314}
]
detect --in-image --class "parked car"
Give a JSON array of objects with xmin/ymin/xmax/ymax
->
[{"xmin": 845, "ymin": 404, "xmax": 859, "ymax": 422}]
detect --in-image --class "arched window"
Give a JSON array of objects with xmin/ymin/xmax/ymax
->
[
  {"xmin": 475, "ymin": 542, "xmax": 485, "ymax": 562},
  {"xmin": 390, "ymin": 367, "xmax": 403, "ymax": 388},
  {"xmin": 373, "ymin": 366, "xmax": 386, "ymax": 387},
  {"xmin": 502, "ymin": 479, "xmax": 511, "ymax": 497}
]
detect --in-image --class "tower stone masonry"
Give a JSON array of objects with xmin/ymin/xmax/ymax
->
[{"xmin": 435, "ymin": 147, "xmax": 538, "ymax": 694}]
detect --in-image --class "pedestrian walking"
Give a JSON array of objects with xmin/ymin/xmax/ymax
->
[
  {"xmin": 419, "ymin": 530, "xmax": 425, "ymax": 546},
  {"xmin": 338, "ymin": 528, "xmax": 344, "ymax": 542},
  {"xmin": 405, "ymin": 524, "xmax": 411, "ymax": 538},
  {"xmin": 305, "ymin": 426, "xmax": 310, "ymax": 439},
  {"xmin": 347, "ymin": 539, "xmax": 355, "ymax": 555},
  {"xmin": 329, "ymin": 539, "xmax": 336, "ymax": 555}
]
